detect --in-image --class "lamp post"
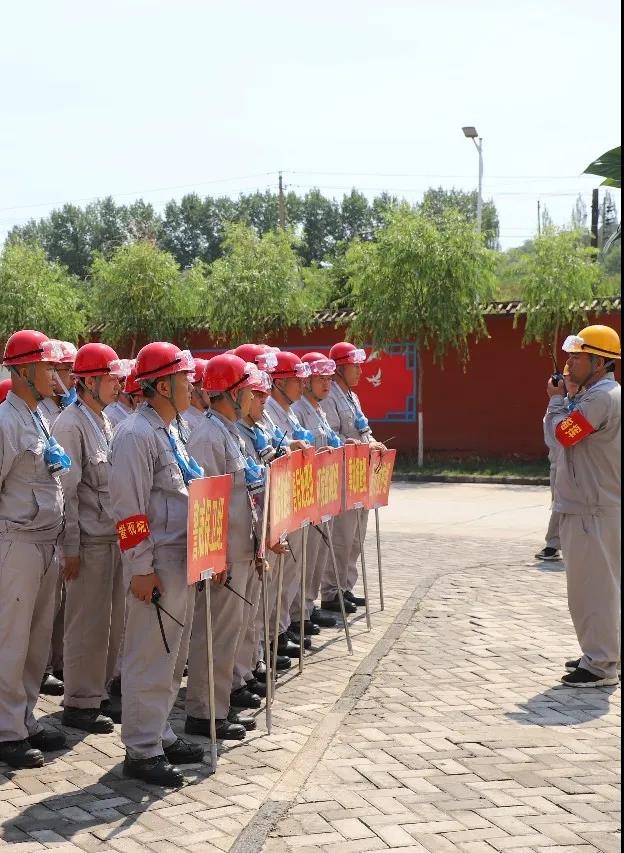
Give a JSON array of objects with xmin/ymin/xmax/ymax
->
[{"xmin": 462, "ymin": 126, "xmax": 483, "ymax": 232}]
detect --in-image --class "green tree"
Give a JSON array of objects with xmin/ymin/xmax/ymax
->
[
  {"xmin": 205, "ymin": 224, "xmax": 322, "ymax": 344},
  {"xmin": 0, "ymin": 242, "xmax": 87, "ymax": 345},
  {"xmin": 570, "ymin": 193, "xmax": 588, "ymax": 230},
  {"xmin": 299, "ymin": 189, "xmax": 341, "ymax": 264},
  {"xmin": 420, "ymin": 187, "xmax": 500, "ymax": 249},
  {"xmin": 346, "ymin": 206, "xmax": 496, "ymax": 466},
  {"xmin": 520, "ymin": 228, "xmax": 607, "ymax": 352},
  {"xmin": 90, "ymin": 241, "xmax": 200, "ymax": 355},
  {"xmin": 339, "ymin": 189, "xmax": 373, "ymax": 242}
]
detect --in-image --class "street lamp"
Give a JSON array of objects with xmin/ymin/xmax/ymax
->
[{"xmin": 462, "ymin": 126, "xmax": 483, "ymax": 233}]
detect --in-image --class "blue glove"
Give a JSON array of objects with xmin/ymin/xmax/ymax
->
[
  {"xmin": 272, "ymin": 426, "xmax": 287, "ymax": 449},
  {"xmin": 327, "ymin": 430, "xmax": 343, "ymax": 448},
  {"xmin": 44, "ymin": 437, "xmax": 72, "ymax": 475},
  {"xmin": 253, "ymin": 426, "xmax": 274, "ymax": 461},
  {"xmin": 245, "ymin": 456, "xmax": 265, "ymax": 494},
  {"xmin": 293, "ymin": 424, "xmax": 315, "ymax": 444},
  {"xmin": 355, "ymin": 412, "xmax": 370, "ymax": 435}
]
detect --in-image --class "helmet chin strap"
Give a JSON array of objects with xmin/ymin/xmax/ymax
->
[
  {"xmin": 78, "ymin": 376, "xmax": 105, "ymax": 409},
  {"xmin": 10, "ymin": 364, "xmax": 44, "ymax": 402},
  {"xmin": 305, "ymin": 382, "xmax": 323, "ymax": 405},
  {"xmin": 274, "ymin": 379, "xmax": 295, "ymax": 406}
]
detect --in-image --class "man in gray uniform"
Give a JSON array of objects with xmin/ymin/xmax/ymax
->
[
  {"xmin": 0, "ymin": 330, "xmax": 68, "ymax": 768},
  {"xmin": 185, "ymin": 353, "xmax": 262, "ymax": 741},
  {"xmin": 105, "ymin": 362, "xmax": 144, "ymax": 430},
  {"xmin": 545, "ymin": 324, "xmax": 621, "ymax": 688},
  {"xmin": 178, "ymin": 357, "xmax": 210, "ymax": 439},
  {"xmin": 53, "ymin": 343, "xmax": 128, "ymax": 734},
  {"xmin": 109, "ymin": 341, "xmax": 203, "ymax": 786}
]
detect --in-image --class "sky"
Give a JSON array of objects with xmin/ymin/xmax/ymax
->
[{"xmin": 0, "ymin": 0, "xmax": 621, "ymax": 251}]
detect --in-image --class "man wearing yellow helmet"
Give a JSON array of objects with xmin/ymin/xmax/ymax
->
[{"xmin": 545, "ymin": 324, "xmax": 621, "ymax": 688}]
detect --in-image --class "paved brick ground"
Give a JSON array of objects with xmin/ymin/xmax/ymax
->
[{"xmin": 0, "ymin": 486, "xmax": 620, "ymax": 853}]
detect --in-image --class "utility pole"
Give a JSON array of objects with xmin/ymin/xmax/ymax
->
[
  {"xmin": 537, "ymin": 200, "xmax": 541, "ymax": 237},
  {"xmin": 601, "ymin": 195, "xmax": 607, "ymax": 248},
  {"xmin": 590, "ymin": 188, "xmax": 599, "ymax": 251},
  {"xmin": 278, "ymin": 171, "xmax": 286, "ymax": 230}
]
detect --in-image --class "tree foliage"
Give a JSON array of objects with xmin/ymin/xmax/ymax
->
[
  {"xmin": 89, "ymin": 241, "xmax": 200, "ymax": 354},
  {"xmin": 420, "ymin": 187, "xmax": 500, "ymax": 250},
  {"xmin": 0, "ymin": 242, "xmax": 87, "ymax": 345}
]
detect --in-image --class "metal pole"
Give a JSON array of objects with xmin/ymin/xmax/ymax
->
[
  {"xmin": 324, "ymin": 520, "xmax": 353, "ymax": 655},
  {"xmin": 299, "ymin": 525, "xmax": 309, "ymax": 674},
  {"xmin": 261, "ymin": 568, "xmax": 272, "ymax": 734},
  {"xmin": 356, "ymin": 509, "xmax": 372, "ymax": 631},
  {"xmin": 374, "ymin": 508, "xmax": 385, "ymax": 611},
  {"xmin": 204, "ymin": 580, "xmax": 218, "ymax": 771},
  {"xmin": 475, "ymin": 137, "xmax": 483, "ymax": 233},
  {"xmin": 271, "ymin": 553, "xmax": 284, "ymax": 700}
]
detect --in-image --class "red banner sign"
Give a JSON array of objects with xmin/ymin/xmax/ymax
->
[
  {"xmin": 187, "ymin": 475, "xmax": 232, "ymax": 584},
  {"xmin": 344, "ymin": 443, "xmax": 370, "ymax": 511},
  {"xmin": 314, "ymin": 447, "xmax": 344, "ymax": 522},
  {"xmin": 367, "ymin": 449, "xmax": 397, "ymax": 509},
  {"xmin": 268, "ymin": 448, "xmax": 318, "ymax": 546}
]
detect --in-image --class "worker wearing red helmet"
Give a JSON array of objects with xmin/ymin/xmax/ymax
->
[
  {"xmin": 320, "ymin": 342, "xmax": 386, "ymax": 613},
  {"xmin": 0, "ymin": 377, "xmax": 11, "ymax": 404},
  {"xmin": 179, "ymin": 356, "xmax": 210, "ymax": 437},
  {"xmin": 52, "ymin": 343, "xmax": 130, "ymax": 735},
  {"xmin": 290, "ymin": 352, "xmax": 343, "ymax": 635},
  {"xmin": 0, "ymin": 331, "xmax": 68, "ymax": 769},
  {"xmin": 109, "ymin": 342, "xmax": 204, "ymax": 787},
  {"xmin": 185, "ymin": 354, "xmax": 267, "ymax": 742},
  {"xmin": 38, "ymin": 340, "xmax": 78, "ymax": 427},
  {"xmin": 105, "ymin": 359, "xmax": 140, "ymax": 428}
]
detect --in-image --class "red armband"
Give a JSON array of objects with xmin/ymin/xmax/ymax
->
[
  {"xmin": 116, "ymin": 514, "xmax": 151, "ymax": 551},
  {"xmin": 555, "ymin": 411, "xmax": 595, "ymax": 447}
]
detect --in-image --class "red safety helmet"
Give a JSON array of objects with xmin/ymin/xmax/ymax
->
[
  {"xmin": 124, "ymin": 364, "xmax": 142, "ymax": 395},
  {"xmin": 73, "ymin": 343, "xmax": 130, "ymax": 378},
  {"xmin": 57, "ymin": 342, "xmax": 78, "ymax": 364},
  {"xmin": 202, "ymin": 354, "xmax": 258, "ymax": 394},
  {"xmin": 135, "ymin": 342, "xmax": 195, "ymax": 384},
  {"xmin": 233, "ymin": 344, "xmax": 279, "ymax": 373},
  {"xmin": 190, "ymin": 357, "xmax": 209, "ymax": 386},
  {"xmin": 329, "ymin": 342, "xmax": 366, "ymax": 365},
  {"xmin": 302, "ymin": 352, "xmax": 336, "ymax": 376},
  {"xmin": 0, "ymin": 378, "xmax": 11, "ymax": 403},
  {"xmin": 247, "ymin": 369, "xmax": 273, "ymax": 394},
  {"xmin": 3, "ymin": 330, "xmax": 65, "ymax": 367},
  {"xmin": 272, "ymin": 351, "xmax": 311, "ymax": 380}
]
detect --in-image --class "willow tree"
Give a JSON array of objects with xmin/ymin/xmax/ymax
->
[{"xmin": 346, "ymin": 206, "xmax": 496, "ymax": 466}]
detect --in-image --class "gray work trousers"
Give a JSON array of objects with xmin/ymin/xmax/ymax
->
[
  {"xmin": 121, "ymin": 551, "xmax": 194, "ymax": 759},
  {"xmin": 232, "ymin": 567, "xmax": 261, "ymax": 691},
  {"xmin": 320, "ymin": 509, "xmax": 368, "ymax": 599},
  {"xmin": 186, "ymin": 560, "xmax": 254, "ymax": 721},
  {"xmin": 63, "ymin": 542, "xmax": 125, "ymax": 709},
  {"xmin": 269, "ymin": 529, "xmax": 303, "ymax": 637},
  {"xmin": 545, "ymin": 463, "xmax": 561, "ymax": 550},
  {"xmin": 290, "ymin": 524, "xmax": 327, "ymax": 622},
  {"xmin": 561, "ymin": 513, "xmax": 621, "ymax": 679},
  {"xmin": 0, "ymin": 541, "xmax": 59, "ymax": 742}
]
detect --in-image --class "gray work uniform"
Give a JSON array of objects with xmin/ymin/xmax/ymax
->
[
  {"xmin": 291, "ymin": 396, "xmax": 333, "ymax": 620},
  {"xmin": 180, "ymin": 405, "xmax": 206, "ymax": 437},
  {"xmin": 53, "ymin": 401, "xmax": 124, "ymax": 710},
  {"xmin": 543, "ymin": 422, "xmax": 563, "ymax": 552},
  {"xmin": 185, "ymin": 411, "xmax": 256, "ymax": 720},
  {"xmin": 38, "ymin": 396, "xmax": 65, "ymax": 674},
  {"xmin": 545, "ymin": 375, "xmax": 621, "ymax": 680},
  {"xmin": 0, "ymin": 392, "xmax": 64, "ymax": 743},
  {"xmin": 320, "ymin": 382, "xmax": 372, "ymax": 599},
  {"xmin": 109, "ymin": 406, "xmax": 195, "ymax": 759},
  {"xmin": 104, "ymin": 400, "xmax": 133, "ymax": 429},
  {"xmin": 263, "ymin": 397, "xmax": 305, "ymax": 636}
]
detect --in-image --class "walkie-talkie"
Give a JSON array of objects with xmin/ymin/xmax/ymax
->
[{"xmin": 548, "ymin": 344, "xmax": 567, "ymax": 394}]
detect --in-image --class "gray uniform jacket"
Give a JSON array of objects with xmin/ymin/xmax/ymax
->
[
  {"xmin": 109, "ymin": 406, "xmax": 189, "ymax": 576},
  {"xmin": 264, "ymin": 396, "xmax": 300, "ymax": 442},
  {"xmin": 38, "ymin": 397, "xmax": 63, "ymax": 429},
  {"xmin": 180, "ymin": 405, "xmax": 206, "ymax": 438},
  {"xmin": 104, "ymin": 400, "xmax": 133, "ymax": 429},
  {"xmin": 186, "ymin": 411, "xmax": 255, "ymax": 564},
  {"xmin": 0, "ymin": 392, "xmax": 64, "ymax": 543},
  {"xmin": 545, "ymin": 374, "xmax": 621, "ymax": 517},
  {"xmin": 292, "ymin": 396, "xmax": 332, "ymax": 450},
  {"xmin": 53, "ymin": 401, "xmax": 116, "ymax": 557},
  {"xmin": 321, "ymin": 382, "xmax": 374, "ymax": 444}
]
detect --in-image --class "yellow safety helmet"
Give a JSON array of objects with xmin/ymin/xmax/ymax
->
[{"xmin": 562, "ymin": 324, "xmax": 621, "ymax": 360}]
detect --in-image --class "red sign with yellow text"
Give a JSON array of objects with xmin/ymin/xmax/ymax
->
[
  {"xmin": 344, "ymin": 443, "xmax": 370, "ymax": 511},
  {"xmin": 187, "ymin": 475, "xmax": 232, "ymax": 584},
  {"xmin": 314, "ymin": 447, "xmax": 344, "ymax": 522},
  {"xmin": 367, "ymin": 449, "xmax": 397, "ymax": 509},
  {"xmin": 268, "ymin": 448, "xmax": 318, "ymax": 546}
]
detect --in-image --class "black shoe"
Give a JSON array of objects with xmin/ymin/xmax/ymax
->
[
  {"xmin": 53, "ymin": 669, "xmax": 64, "ymax": 682},
  {"xmin": 108, "ymin": 675, "xmax": 122, "ymax": 697},
  {"xmin": 290, "ymin": 620, "xmax": 320, "ymax": 636},
  {"xmin": 0, "ymin": 739, "xmax": 44, "ymax": 769},
  {"xmin": 275, "ymin": 634, "xmax": 300, "ymax": 658},
  {"xmin": 274, "ymin": 654, "xmax": 292, "ymax": 671},
  {"xmin": 245, "ymin": 679, "xmax": 267, "ymax": 698},
  {"xmin": 28, "ymin": 729, "xmax": 66, "ymax": 752},
  {"xmin": 62, "ymin": 707, "xmax": 114, "ymax": 734},
  {"xmin": 184, "ymin": 716, "xmax": 246, "ymax": 741},
  {"xmin": 230, "ymin": 687, "xmax": 261, "ymax": 710},
  {"xmin": 310, "ymin": 608, "xmax": 337, "ymax": 628},
  {"xmin": 534, "ymin": 547, "xmax": 561, "ymax": 561},
  {"xmin": 286, "ymin": 630, "xmax": 312, "ymax": 650},
  {"xmin": 565, "ymin": 658, "xmax": 582, "ymax": 672},
  {"xmin": 123, "ymin": 754, "xmax": 184, "ymax": 787},
  {"xmin": 344, "ymin": 590, "xmax": 366, "ymax": 607},
  {"xmin": 40, "ymin": 673, "xmax": 64, "ymax": 696},
  {"xmin": 164, "ymin": 737, "xmax": 204, "ymax": 765},
  {"xmin": 321, "ymin": 595, "xmax": 356, "ymax": 615},
  {"xmin": 228, "ymin": 709, "xmax": 257, "ymax": 731},
  {"xmin": 101, "ymin": 698, "xmax": 122, "ymax": 724},
  {"xmin": 560, "ymin": 668, "xmax": 619, "ymax": 688}
]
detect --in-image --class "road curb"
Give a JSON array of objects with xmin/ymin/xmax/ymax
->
[{"xmin": 393, "ymin": 473, "xmax": 550, "ymax": 486}]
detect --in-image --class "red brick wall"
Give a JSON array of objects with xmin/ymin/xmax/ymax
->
[{"xmin": 187, "ymin": 311, "xmax": 621, "ymax": 460}]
